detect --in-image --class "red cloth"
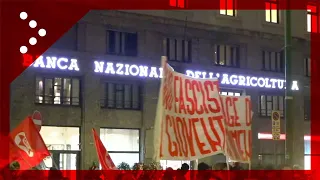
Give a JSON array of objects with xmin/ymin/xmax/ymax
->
[
  {"xmin": 0, "ymin": 133, "xmax": 9, "ymax": 169},
  {"xmin": 92, "ymin": 128, "xmax": 117, "ymax": 170},
  {"xmin": 9, "ymin": 116, "xmax": 50, "ymax": 170}
]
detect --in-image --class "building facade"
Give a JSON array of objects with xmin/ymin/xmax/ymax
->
[{"xmin": 11, "ymin": 9, "xmax": 312, "ymax": 170}]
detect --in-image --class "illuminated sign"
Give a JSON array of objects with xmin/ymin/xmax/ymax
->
[
  {"xmin": 258, "ymin": 133, "xmax": 310, "ymax": 141},
  {"xmin": 94, "ymin": 61, "xmax": 299, "ymax": 91},
  {"xmin": 186, "ymin": 70, "xmax": 299, "ymax": 90},
  {"xmin": 27, "ymin": 55, "xmax": 80, "ymax": 71},
  {"xmin": 94, "ymin": 61, "xmax": 163, "ymax": 78}
]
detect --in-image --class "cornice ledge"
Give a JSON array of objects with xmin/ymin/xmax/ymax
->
[{"xmin": 88, "ymin": 10, "xmax": 309, "ymax": 43}]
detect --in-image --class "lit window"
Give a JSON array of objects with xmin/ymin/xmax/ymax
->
[
  {"xmin": 304, "ymin": 140, "xmax": 311, "ymax": 170},
  {"xmin": 265, "ymin": 0, "xmax": 279, "ymax": 23},
  {"xmin": 214, "ymin": 44, "xmax": 240, "ymax": 67},
  {"xmin": 163, "ymin": 38, "xmax": 192, "ymax": 62},
  {"xmin": 262, "ymin": 50, "xmax": 284, "ymax": 72},
  {"xmin": 259, "ymin": 94, "xmax": 284, "ymax": 117},
  {"xmin": 102, "ymin": 82, "xmax": 142, "ymax": 110},
  {"xmin": 169, "ymin": 0, "xmax": 186, "ymax": 8},
  {"xmin": 40, "ymin": 126, "xmax": 80, "ymax": 151},
  {"xmin": 40, "ymin": 126, "xmax": 80, "ymax": 170},
  {"xmin": 307, "ymin": 5, "xmax": 319, "ymax": 33},
  {"xmin": 100, "ymin": 128, "xmax": 140, "ymax": 167},
  {"xmin": 220, "ymin": 0, "xmax": 236, "ymax": 16},
  {"xmin": 305, "ymin": 57, "xmax": 311, "ymax": 76},
  {"xmin": 35, "ymin": 76, "xmax": 80, "ymax": 105},
  {"xmin": 219, "ymin": 89, "xmax": 242, "ymax": 96}
]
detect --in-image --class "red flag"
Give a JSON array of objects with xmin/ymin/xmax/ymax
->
[
  {"xmin": 92, "ymin": 128, "xmax": 117, "ymax": 170},
  {"xmin": 9, "ymin": 116, "xmax": 50, "ymax": 170}
]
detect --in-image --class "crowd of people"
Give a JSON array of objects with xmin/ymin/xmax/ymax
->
[
  {"xmin": 163, "ymin": 162, "xmax": 242, "ymax": 180},
  {"xmin": 1, "ymin": 161, "xmax": 306, "ymax": 180},
  {"xmin": 161, "ymin": 162, "xmax": 305, "ymax": 180}
]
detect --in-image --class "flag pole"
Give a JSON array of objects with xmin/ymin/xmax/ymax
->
[
  {"xmin": 284, "ymin": 0, "xmax": 294, "ymax": 167},
  {"xmin": 49, "ymin": 155, "xmax": 59, "ymax": 170}
]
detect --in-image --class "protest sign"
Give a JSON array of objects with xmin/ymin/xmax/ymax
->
[
  {"xmin": 220, "ymin": 96, "xmax": 252, "ymax": 163},
  {"xmin": 154, "ymin": 58, "xmax": 225, "ymax": 160},
  {"xmin": 153, "ymin": 57, "xmax": 253, "ymax": 162}
]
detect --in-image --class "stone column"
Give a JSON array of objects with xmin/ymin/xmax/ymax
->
[
  {"xmin": 291, "ymin": 83, "xmax": 305, "ymax": 168},
  {"xmin": 80, "ymin": 56, "xmax": 102, "ymax": 169},
  {"xmin": 142, "ymin": 79, "xmax": 161, "ymax": 163},
  {"xmin": 245, "ymin": 89, "xmax": 260, "ymax": 165}
]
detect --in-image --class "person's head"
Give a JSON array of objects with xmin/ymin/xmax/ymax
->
[
  {"xmin": 10, "ymin": 161, "xmax": 20, "ymax": 170},
  {"xmin": 166, "ymin": 167, "xmax": 173, "ymax": 171},
  {"xmin": 181, "ymin": 163, "xmax": 189, "ymax": 170},
  {"xmin": 164, "ymin": 167, "xmax": 174, "ymax": 178},
  {"xmin": 198, "ymin": 162, "xmax": 210, "ymax": 170}
]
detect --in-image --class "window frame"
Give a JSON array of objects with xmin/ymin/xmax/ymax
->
[
  {"xmin": 262, "ymin": 50, "xmax": 284, "ymax": 72},
  {"xmin": 99, "ymin": 127, "xmax": 141, "ymax": 165},
  {"xmin": 40, "ymin": 125, "xmax": 81, "ymax": 151},
  {"xmin": 163, "ymin": 37, "xmax": 192, "ymax": 63},
  {"xmin": 258, "ymin": 139, "xmax": 285, "ymax": 167},
  {"xmin": 106, "ymin": 30, "xmax": 138, "ymax": 57},
  {"xmin": 219, "ymin": 0, "xmax": 236, "ymax": 17},
  {"xmin": 307, "ymin": 4, "xmax": 319, "ymax": 33},
  {"xmin": 265, "ymin": 0, "xmax": 280, "ymax": 24},
  {"xmin": 305, "ymin": 57, "xmax": 311, "ymax": 77},
  {"xmin": 34, "ymin": 75, "xmax": 82, "ymax": 107},
  {"xmin": 214, "ymin": 44, "xmax": 240, "ymax": 68},
  {"xmin": 304, "ymin": 97, "xmax": 310, "ymax": 121},
  {"xmin": 259, "ymin": 93, "xmax": 285, "ymax": 117},
  {"xmin": 101, "ymin": 81, "xmax": 143, "ymax": 110}
]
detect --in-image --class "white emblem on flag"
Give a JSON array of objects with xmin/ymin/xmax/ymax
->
[{"xmin": 14, "ymin": 132, "xmax": 34, "ymax": 157}]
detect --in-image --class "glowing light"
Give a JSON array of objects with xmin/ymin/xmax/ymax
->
[
  {"xmin": 33, "ymin": 59, "xmax": 300, "ymax": 91},
  {"xmin": 292, "ymin": 81, "xmax": 299, "ymax": 90},
  {"xmin": 31, "ymin": 56, "xmax": 79, "ymax": 71},
  {"xmin": 185, "ymin": 70, "xmax": 298, "ymax": 91},
  {"xmin": 258, "ymin": 133, "xmax": 310, "ymax": 141},
  {"xmin": 93, "ymin": 61, "xmax": 163, "ymax": 78}
]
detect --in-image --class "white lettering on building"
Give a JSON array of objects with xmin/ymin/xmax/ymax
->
[
  {"xmin": 186, "ymin": 70, "xmax": 298, "ymax": 91},
  {"xmin": 32, "ymin": 56, "xmax": 79, "ymax": 71},
  {"xmin": 93, "ymin": 61, "xmax": 299, "ymax": 91},
  {"xmin": 94, "ymin": 61, "xmax": 163, "ymax": 78}
]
